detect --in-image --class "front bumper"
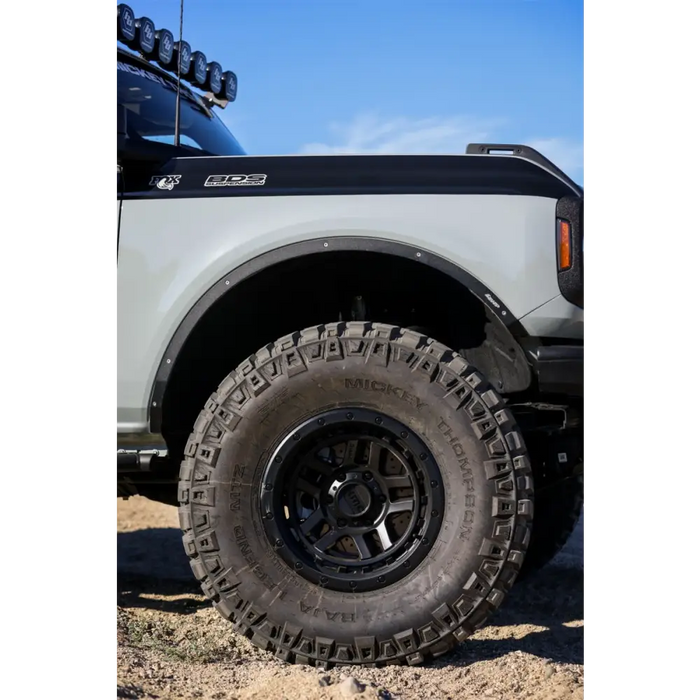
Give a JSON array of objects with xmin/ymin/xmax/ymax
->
[{"xmin": 535, "ymin": 345, "xmax": 583, "ymax": 396}]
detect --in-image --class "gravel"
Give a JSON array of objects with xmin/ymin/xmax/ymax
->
[{"xmin": 118, "ymin": 497, "xmax": 583, "ymax": 700}]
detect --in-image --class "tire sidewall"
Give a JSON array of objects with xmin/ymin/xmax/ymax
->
[{"xmin": 181, "ymin": 324, "xmax": 531, "ymax": 661}]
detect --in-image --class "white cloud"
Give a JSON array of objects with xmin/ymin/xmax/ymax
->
[
  {"xmin": 299, "ymin": 114, "xmax": 583, "ymax": 179},
  {"xmin": 299, "ymin": 113, "xmax": 505, "ymax": 156}
]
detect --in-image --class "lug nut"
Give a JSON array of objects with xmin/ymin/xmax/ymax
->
[
  {"xmin": 375, "ymin": 417, "xmax": 383, "ymax": 424},
  {"xmin": 379, "ymin": 495, "xmax": 387, "ymax": 503},
  {"xmin": 400, "ymin": 431, "xmax": 408, "ymax": 439},
  {"xmin": 338, "ymin": 473, "xmax": 347, "ymax": 481},
  {"xmin": 431, "ymin": 509, "xmax": 439, "ymax": 517},
  {"xmin": 294, "ymin": 562, "xmax": 303, "ymax": 570},
  {"xmin": 275, "ymin": 538, "xmax": 283, "ymax": 547},
  {"xmin": 346, "ymin": 412, "xmax": 354, "ymax": 420},
  {"xmin": 430, "ymin": 480, "xmax": 438, "ymax": 488},
  {"xmin": 363, "ymin": 472, "xmax": 373, "ymax": 481},
  {"xmin": 264, "ymin": 483, "xmax": 273, "ymax": 491},
  {"xmin": 338, "ymin": 519, "xmax": 347, "ymax": 528},
  {"xmin": 317, "ymin": 418, "xmax": 325, "ymax": 425}
]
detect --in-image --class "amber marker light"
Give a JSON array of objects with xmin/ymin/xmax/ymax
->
[{"xmin": 557, "ymin": 219, "xmax": 572, "ymax": 271}]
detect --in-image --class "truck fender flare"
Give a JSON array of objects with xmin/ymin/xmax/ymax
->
[{"xmin": 148, "ymin": 237, "xmax": 526, "ymax": 432}]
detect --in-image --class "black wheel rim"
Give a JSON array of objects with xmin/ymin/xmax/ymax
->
[{"xmin": 260, "ymin": 408, "xmax": 445, "ymax": 592}]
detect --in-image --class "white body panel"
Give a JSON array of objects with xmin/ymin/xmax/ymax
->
[{"xmin": 117, "ymin": 193, "xmax": 569, "ymax": 431}]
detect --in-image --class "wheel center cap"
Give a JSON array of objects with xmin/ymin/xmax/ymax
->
[{"xmin": 336, "ymin": 482, "xmax": 372, "ymax": 518}]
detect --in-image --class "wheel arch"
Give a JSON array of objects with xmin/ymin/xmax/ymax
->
[{"xmin": 148, "ymin": 237, "xmax": 531, "ymax": 434}]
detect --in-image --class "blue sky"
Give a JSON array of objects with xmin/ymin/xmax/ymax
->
[{"xmin": 128, "ymin": 0, "xmax": 583, "ymax": 181}]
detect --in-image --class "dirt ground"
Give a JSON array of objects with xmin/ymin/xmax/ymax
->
[{"xmin": 117, "ymin": 497, "xmax": 583, "ymax": 700}]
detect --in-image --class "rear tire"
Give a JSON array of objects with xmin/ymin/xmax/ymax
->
[
  {"xmin": 519, "ymin": 473, "xmax": 582, "ymax": 578},
  {"xmin": 178, "ymin": 322, "xmax": 533, "ymax": 667}
]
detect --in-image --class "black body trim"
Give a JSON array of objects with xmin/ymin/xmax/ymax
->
[
  {"xmin": 122, "ymin": 152, "xmax": 580, "ymax": 201},
  {"xmin": 556, "ymin": 196, "xmax": 584, "ymax": 309},
  {"xmin": 535, "ymin": 345, "xmax": 583, "ymax": 396},
  {"xmin": 466, "ymin": 143, "xmax": 583, "ymax": 198},
  {"xmin": 148, "ymin": 238, "xmax": 528, "ymax": 432}
]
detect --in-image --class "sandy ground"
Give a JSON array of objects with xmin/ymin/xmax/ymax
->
[{"xmin": 117, "ymin": 497, "xmax": 583, "ymax": 700}]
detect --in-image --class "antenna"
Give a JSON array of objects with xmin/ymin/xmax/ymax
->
[{"xmin": 174, "ymin": 0, "xmax": 184, "ymax": 147}]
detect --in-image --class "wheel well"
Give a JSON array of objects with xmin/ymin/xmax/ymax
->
[{"xmin": 160, "ymin": 250, "xmax": 532, "ymax": 459}]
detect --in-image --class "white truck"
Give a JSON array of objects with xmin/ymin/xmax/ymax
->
[{"xmin": 117, "ymin": 4, "xmax": 583, "ymax": 668}]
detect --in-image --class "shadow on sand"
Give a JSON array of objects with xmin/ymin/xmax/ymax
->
[{"xmin": 118, "ymin": 518, "xmax": 582, "ymax": 664}]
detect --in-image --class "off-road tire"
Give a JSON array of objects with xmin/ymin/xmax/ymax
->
[
  {"xmin": 519, "ymin": 472, "xmax": 583, "ymax": 579},
  {"xmin": 178, "ymin": 322, "xmax": 534, "ymax": 667}
]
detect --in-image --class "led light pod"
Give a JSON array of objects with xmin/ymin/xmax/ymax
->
[
  {"xmin": 155, "ymin": 29, "xmax": 174, "ymax": 66},
  {"xmin": 174, "ymin": 41, "xmax": 191, "ymax": 75},
  {"xmin": 135, "ymin": 17, "xmax": 155, "ymax": 55},
  {"xmin": 191, "ymin": 51, "xmax": 208, "ymax": 85},
  {"xmin": 117, "ymin": 4, "xmax": 136, "ymax": 43},
  {"xmin": 207, "ymin": 62, "xmax": 223, "ymax": 95},
  {"xmin": 222, "ymin": 71, "xmax": 238, "ymax": 102}
]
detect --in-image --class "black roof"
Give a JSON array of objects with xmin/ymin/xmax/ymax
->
[{"xmin": 117, "ymin": 46, "xmax": 199, "ymax": 101}]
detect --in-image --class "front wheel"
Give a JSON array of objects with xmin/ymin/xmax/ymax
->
[{"xmin": 178, "ymin": 322, "xmax": 534, "ymax": 667}]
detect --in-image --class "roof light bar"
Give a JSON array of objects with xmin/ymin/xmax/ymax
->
[{"xmin": 116, "ymin": 4, "xmax": 238, "ymax": 105}]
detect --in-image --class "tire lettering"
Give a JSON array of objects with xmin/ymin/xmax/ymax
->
[
  {"xmin": 459, "ymin": 527, "xmax": 473, "ymax": 540},
  {"xmin": 344, "ymin": 378, "xmax": 426, "ymax": 409},
  {"xmin": 437, "ymin": 418, "xmax": 471, "ymax": 469},
  {"xmin": 233, "ymin": 525, "xmax": 275, "ymax": 590},
  {"xmin": 229, "ymin": 464, "xmax": 246, "ymax": 511},
  {"xmin": 255, "ymin": 388, "xmax": 293, "ymax": 421},
  {"xmin": 438, "ymin": 417, "xmax": 478, "ymax": 542},
  {"xmin": 299, "ymin": 601, "xmax": 355, "ymax": 622},
  {"xmin": 459, "ymin": 509, "xmax": 475, "ymax": 540}
]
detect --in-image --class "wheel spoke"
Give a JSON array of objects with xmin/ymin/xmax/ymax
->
[
  {"xmin": 315, "ymin": 528, "xmax": 342, "ymax": 551},
  {"xmin": 375, "ymin": 522, "xmax": 393, "ymax": 551},
  {"xmin": 352, "ymin": 534, "xmax": 372, "ymax": 560},
  {"xmin": 304, "ymin": 455, "xmax": 334, "ymax": 477},
  {"xmin": 384, "ymin": 474, "xmax": 412, "ymax": 489},
  {"xmin": 297, "ymin": 478, "xmax": 320, "ymax": 501},
  {"xmin": 341, "ymin": 439, "xmax": 360, "ymax": 467},
  {"xmin": 387, "ymin": 498, "xmax": 414, "ymax": 514},
  {"xmin": 367, "ymin": 441, "xmax": 384, "ymax": 471},
  {"xmin": 300, "ymin": 508, "xmax": 324, "ymax": 535}
]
